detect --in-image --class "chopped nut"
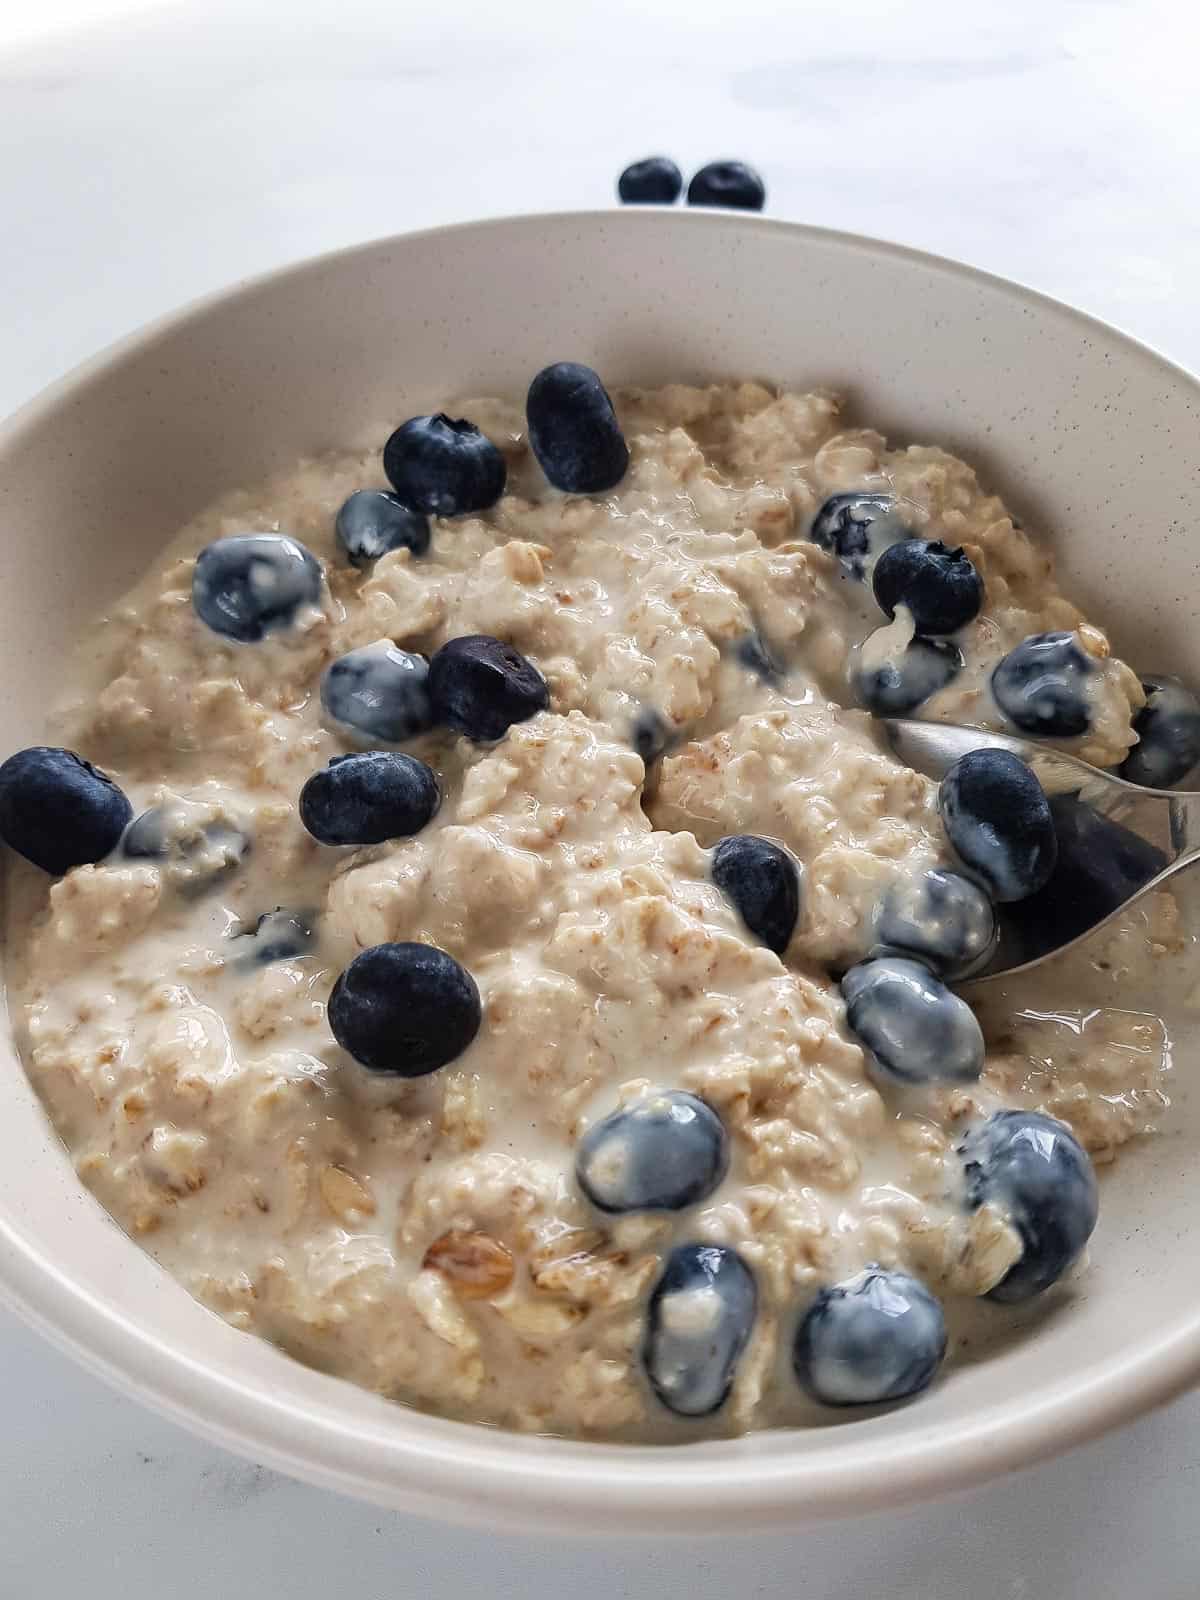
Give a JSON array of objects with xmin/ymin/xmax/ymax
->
[
  {"xmin": 319, "ymin": 1164, "xmax": 376, "ymax": 1221},
  {"xmin": 423, "ymin": 1229, "xmax": 515, "ymax": 1299}
]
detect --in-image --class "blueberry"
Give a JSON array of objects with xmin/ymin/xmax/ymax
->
[
  {"xmin": 686, "ymin": 161, "xmax": 766, "ymax": 211},
  {"xmin": 872, "ymin": 539, "xmax": 983, "ymax": 636},
  {"xmin": 328, "ymin": 941, "xmax": 481, "ymax": 1077},
  {"xmin": 840, "ymin": 956, "xmax": 984, "ymax": 1085},
  {"xmin": 854, "ymin": 635, "xmax": 962, "ymax": 715},
  {"xmin": 192, "ymin": 534, "xmax": 323, "ymax": 643},
  {"xmin": 526, "ymin": 363, "xmax": 630, "ymax": 494},
  {"xmin": 736, "ymin": 630, "xmax": 781, "ymax": 682},
  {"xmin": 1120, "ymin": 675, "xmax": 1200, "ymax": 788},
  {"xmin": 711, "ymin": 834, "xmax": 801, "ymax": 956},
  {"xmin": 300, "ymin": 751, "xmax": 440, "ymax": 846},
  {"xmin": 873, "ymin": 867, "xmax": 996, "ymax": 979},
  {"xmin": 632, "ymin": 706, "xmax": 670, "ymax": 766},
  {"xmin": 428, "ymin": 635, "xmax": 549, "ymax": 742},
  {"xmin": 320, "ymin": 643, "xmax": 435, "ymax": 745},
  {"xmin": 643, "ymin": 1243, "xmax": 757, "ymax": 1418},
  {"xmin": 124, "ymin": 805, "xmax": 249, "ymax": 894},
  {"xmin": 335, "ymin": 489, "xmax": 430, "ymax": 567},
  {"xmin": 991, "ymin": 631, "xmax": 1094, "ymax": 739},
  {"xmin": 793, "ymin": 1268, "xmax": 947, "ymax": 1406},
  {"xmin": 808, "ymin": 493, "xmax": 904, "ymax": 581},
  {"xmin": 618, "ymin": 156, "xmax": 683, "ymax": 203},
  {"xmin": 232, "ymin": 908, "xmax": 315, "ymax": 967},
  {"xmin": 382, "ymin": 414, "xmax": 506, "ymax": 517},
  {"xmin": 576, "ymin": 1090, "xmax": 729, "ymax": 1214},
  {"xmin": 960, "ymin": 1109, "xmax": 1098, "ymax": 1302},
  {"xmin": 939, "ymin": 749, "xmax": 1057, "ymax": 902},
  {"xmin": 0, "ymin": 747, "xmax": 132, "ymax": 875}
]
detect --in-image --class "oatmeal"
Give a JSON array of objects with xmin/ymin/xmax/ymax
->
[{"xmin": 0, "ymin": 373, "xmax": 1183, "ymax": 1438}]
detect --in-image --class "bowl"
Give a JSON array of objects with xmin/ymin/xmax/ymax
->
[{"xmin": 1, "ymin": 210, "xmax": 1199, "ymax": 1533}]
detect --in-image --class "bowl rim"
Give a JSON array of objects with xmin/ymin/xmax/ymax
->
[{"xmin": 2, "ymin": 208, "xmax": 1199, "ymax": 1532}]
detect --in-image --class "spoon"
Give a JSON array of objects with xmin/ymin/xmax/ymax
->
[{"xmin": 881, "ymin": 717, "xmax": 1200, "ymax": 982}]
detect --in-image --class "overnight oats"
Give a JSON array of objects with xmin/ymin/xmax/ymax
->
[{"xmin": 1, "ymin": 368, "xmax": 1195, "ymax": 1439}]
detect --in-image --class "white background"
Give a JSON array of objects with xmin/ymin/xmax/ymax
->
[{"xmin": 3, "ymin": 1, "xmax": 1200, "ymax": 1594}]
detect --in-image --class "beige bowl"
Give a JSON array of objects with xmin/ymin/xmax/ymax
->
[{"xmin": 1, "ymin": 211, "xmax": 1199, "ymax": 1531}]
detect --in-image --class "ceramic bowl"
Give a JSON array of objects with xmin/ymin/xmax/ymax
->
[{"xmin": 2, "ymin": 211, "xmax": 1199, "ymax": 1532}]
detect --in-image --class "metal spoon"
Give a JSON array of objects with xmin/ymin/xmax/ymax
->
[{"xmin": 882, "ymin": 717, "xmax": 1200, "ymax": 982}]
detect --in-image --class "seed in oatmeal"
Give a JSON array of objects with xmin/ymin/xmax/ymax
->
[
  {"xmin": 960, "ymin": 1110, "xmax": 1098, "ymax": 1303},
  {"xmin": 872, "ymin": 867, "xmax": 996, "ymax": 980},
  {"xmin": 872, "ymin": 539, "xmax": 983, "ymax": 637},
  {"xmin": 808, "ymin": 491, "xmax": 909, "ymax": 581},
  {"xmin": 940, "ymin": 749, "xmax": 1057, "ymax": 902},
  {"xmin": 300, "ymin": 751, "xmax": 440, "ymax": 847},
  {"xmin": 231, "ymin": 907, "xmax": 316, "ymax": 968},
  {"xmin": 335, "ymin": 488, "xmax": 430, "ymax": 567},
  {"xmin": 526, "ymin": 362, "xmax": 629, "ymax": 494},
  {"xmin": 854, "ymin": 631, "xmax": 963, "ymax": 716},
  {"xmin": 329, "ymin": 941, "xmax": 481, "ymax": 1076},
  {"xmin": 576, "ymin": 1090, "xmax": 729, "ymax": 1214},
  {"xmin": 428, "ymin": 634, "xmax": 549, "ymax": 742},
  {"xmin": 0, "ymin": 747, "xmax": 131, "ymax": 876},
  {"xmin": 991, "ymin": 631, "xmax": 1095, "ymax": 739},
  {"xmin": 382, "ymin": 413, "xmax": 506, "ymax": 517},
  {"xmin": 841, "ymin": 956, "xmax": 984, "ymax": 1085},
  {"xmin": 644, "ymin": 1242, "xmax": 757, "ymax": 1417},
  {"xmin": 320, "ymin": 642, "xmax": 436, "ymax": 745},
  {"xmin": 191, "ymin": 532, "xmax": 323, "ymax": 642},
  {"xmin": 1119, "ymin": 673, "xmax": 1200, "ymax": 789},
  {"xmin": 793, "ymin": 1267, "xmax": 947, "ymax": 1407},
  {"xmin": 711, "ymin": 834, "xmax": 801, "ymax": 956}
]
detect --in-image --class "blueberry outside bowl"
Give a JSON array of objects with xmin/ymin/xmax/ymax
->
[{"xmin": 1, "ymin": 211, "xmax": 1199, "ymax": 1533}]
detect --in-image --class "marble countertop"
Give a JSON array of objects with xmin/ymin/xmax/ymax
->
[{"xmin": 3, "ymin": 1, "xmax": 1199, "ymax": 1593}]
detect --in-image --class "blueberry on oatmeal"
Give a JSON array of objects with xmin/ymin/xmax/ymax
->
[
  {"xmin": 618, "ymin": 156, "xmax": 683, "ymax": 203},
  {"xmin": 526, "ymin": 362, "xmax": 630, "ymax": 494},
  {"xmin": 192, "ymin": 533, "xmax": 323, "ymax": 643},
  {"xmin": 808, "ymin": 492, "xmax": 904, "ymax": 580},
  {"xmin": 794, "ymin": 1268, "xmax": 947, "ymax": 1406},
  {"xmin": 335, "ymin": 489, "xmax": 431, "ymax": 566},
  {"xmin": 300, "ymin": 751, "xmax": 440, "ymax": 846},
  {"xmin": 576, "ymin": 1090, "xmax": 728, "ymax": 1214},
  {"xmin": 872, "ymin": 539, "xmax": 983, "ymax": 636},
  {"xmin": 232, "ymin": 908, "xmax": 316, "ymax": 967},
  {"xmin": 939, "ymin": 749, "xmax": 1057, "ymax": 902},
  {"xmin": 1119, "ymin": 674, "xmax": 1200, "ymax": 788},
  {"xmin": 853, "ymin": 634, "xmax": 962, "ymax": 715},
  {"xmin": 840, "ymin": 956, "xmax": 984, "ymax": 1085},
  {"xmin": 382, "ymin": 414, "xmax": 506, "ymax": 517},
  {"xmin": 643, "ymin": 1243, "xmax": 757, "ymax": 1417},
  {"xmin": 632, "ymin": 706, "xmax": 671, "ymax": 766},
  {"xmin": 428, "ymin": 634, "xmax": 549, "ymax": 742},
  {"xmin": 991, "ymin": 631, "xmax": 1095, "ymax": 739},
  {"xmin": 320, "ymin": 643, "xmax": 436, "ymax": 745},
  {"xmin": 329, "ymin": 941, "xmax": 482, "ymax": 1077},
  {"xmin": 124, "ymin": 806, "xmax": 249, "ymax": 894},
  {"xmin": 685, "ymin": 160, "xmax": 766, "ymax": 211},
  {"xmin": 711, "ymin": 834, "xmax": 801, "ymax": 956},
  {"xmin": 872, "ymin": 867, "xmax": 996, "ymax": 979},
  {"xmin": 959, "ymin": 1110, "xmax": 1099, "ymax": 1302},
  {"xmin": 0, "ymin": 747, "xmax": 132, "ymax": 875},
  {"xmin": 736, "ymin": 628, "xmax": 781, "ymax": 681}
]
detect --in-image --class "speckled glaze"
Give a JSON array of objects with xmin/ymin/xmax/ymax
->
[{"xmin": 2, "ymin": 212, "xmax": 1200, "ymax": 1532}]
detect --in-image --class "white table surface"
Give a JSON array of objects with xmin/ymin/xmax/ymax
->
[{"xmin": 3, "ymin": 1, "xmax": 1200, "ymax": 1593}]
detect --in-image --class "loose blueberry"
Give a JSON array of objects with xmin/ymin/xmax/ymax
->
[
  {"xmin": 0, "ymin": 747, "xmax": 132, "ymax": 875},
  {"xmin": 872, "ymin": 539, "xmax": 983, "ymax": 636},
  {"xmin": 643, "ymin": 1243, "xmax": 757, "ymax": 1418},
  {"xmin": 686, "ymin": 160, "xmax": 766, "ymax": 211},
  {"xmin": 526, "ymin": 362, "xmax": 629, "ymax": 494},
  {"xmin": 382, "ymin": 414, "xmax": 506, "ymax": 517},
  {"xmin": 300, "ymin": 751, "xmax": 440, "ymax": 846},
  {"xmin": 711, "ymin": 834, "xmax": 801, "ymax": 956},
  {"xmin": 335, "ymin": 489, "xmax": 430, "ymax": 567},
  {"xmin": 576, "ymin": 1090, "xmax": 728, "ymax": 1214},
  {"xmin": 873, "ymin": 867, "xmax": 997, "ymax": 979},
  {"xmin": 232, "ymin": 908, "xmax": 315, "ymax": 967},
  {"xmin": 793, "ymin": 1268, "xmax": 947, "ymax": 1406},
  {"xmin": 320, "ymin": 643, "xmax": 435, "ymax": 745},
  {"xmin": 124, "ymin": 805, "xmax": 249, "ymax": 894},
  {"xmin": 939, "ymin": 749, "xmax": 1057, "ymax": 902},
  {"xmin": 428, "ymin": 635, "xmax": 549, "ymax": 742},
  {"xmin": 328, "ymin": 941, "xmax": 481, "ymax": 1077},
  {"xmin": 736, "ymin": 629, "xmax": 781, "ymax": 682},
  {"xmin": 632, "ymin": 706, "xmax": 670, "ymax": 766},
  {"xmin": 618, "ymin": 156, "xmax": 683, "ymax": 204},
  {"xmin": 192, "ymin": 534, "xmax": 323, "ymax": 643},
  {"xmin": 854, "ymin": 634, "xmax": 963, "ymax": 715},
  {"xmin": 991, "ymin": 631, "xmax": 1094, "ymax": 739},
  {"xmin": 808, "ymin": 492, "xmax": 904, "ymax": 581},
  {"xmin": 960, "ymin": 1109, "xmax": 1099, "ymax": 1302},
  {"xmin": 1120, "ymin": 675, "xmax": 1200, "ymax": 788},
  {"xmin": 841, "ymin": 956, "xmax": 984, "ymax": 1085}
]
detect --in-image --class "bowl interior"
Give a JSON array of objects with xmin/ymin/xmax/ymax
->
[{"xmin": 2, "ymin": 211, "xmax": 1199, "ymax": 1531}]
